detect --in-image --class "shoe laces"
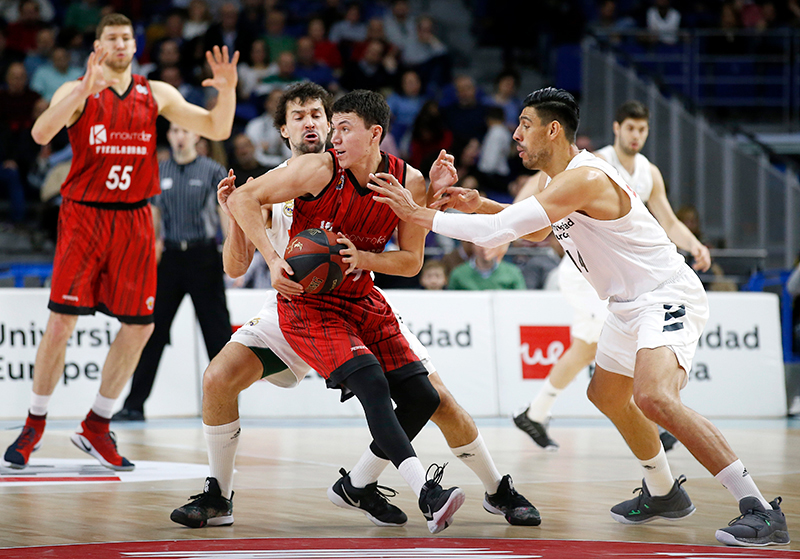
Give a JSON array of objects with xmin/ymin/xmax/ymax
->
[
  {"xmin": 363, "ymin": 483, "xmax": 400, "ymax": 509},
  {"xmin": 425, "ymin": 462, "xmax": 448, "ymax": 486},
  {"xmin": 503, "ymin": 484, "xmax": 534, "ymax": 508},
  {"xmin": 728, "ymin": 505, "xmax": 772, "ymax": 527}
]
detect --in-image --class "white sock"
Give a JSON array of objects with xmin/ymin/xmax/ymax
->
[
  {"xmin": 349, "ymin": 448, "xmax": 390, "ymax": 488},
  {"xmin": 528, "ymin": 378, "xmax": 563, "ymax": 423},
  {"xmin": 450, "ymin": 433, "xmax": 501, "ymax": 494},
  {"xmin": 204, "ymin": 420, "xmax": 241, "ymax": 499},
  {"xmin": 640, "ymin": 445, "xmax": 675, "ymax": 496},
  {"xmin": 715, "ymin": 459, "xmax": 772, "ymax": 510},
  {"xmin": 397, "ymin": 456, "xmax": 426, "ymax": 496},
  {"xmin": 29, "ymin": 392, "xmax": 51, "ymax": 417},
  {"xmin": 91, "ymin": 393, "xmax": 117, "ymax": 419}
]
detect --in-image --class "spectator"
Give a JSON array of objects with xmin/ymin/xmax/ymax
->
[
  {"xmin": 490, "ymin": 68, "xmax": 522, "ymax": 130},
  {"xmin": 340, "ymin": 39, "xmax": 397, "ymax": 92},
  {"xmin": 589, "ymin": 0, "xmax": 636, "ymax": 43},
  {"xmin": 263, "ymin": 9, "xmax": 295, "ymax": 63},
  {"xmin": 707, "ymin": 3, "xmax": 747, "ymax": 55},
  {"xmin": 329, "ymin": 2, "xmax": 367, "ymax": 59},
  {"xmin": 257, "ymin": 50, "xmax": 297, "ymax": 96},
  {"xmin": 675, "ymin": 205, "xmax": 735, "ymax": 291},
  {"xmin": 317, "ymin": 0, "xmax": 345, "ymax": 32},
  {"xmin": 0, "ymin": 0, "xmax": 54, "ymax": 24},
  {"xmin": 449, "ymin": 242, "xmax": 526, "ymax": 290},
  {"xmin": 386, "ymin": 69, "xmax": 425, "ymax": 146},
  {"xmin": 408, "ymin": 99, "xmax": 452, "ymax": 169},
  {"xmin": 442, "ymin": 74, "xmax": 488, "ymax": 153},
  {"xmin": 183, "ymin": 0, "xmax": 212, "ymax": 40},
  {"xmin": 237, "ymin": 39, "xmax": 272, "ymax": 100},
  {"xmin": 515, "ymin": 234, "xmax": 562, "ymax": 290},
  {"xmin": 419, "ymin": 259, "xmax": 448, "ymax": 290},
  {"xmin": 442, "ymin": 239, "xmax": 473, "ymax": 278},
  {"xmin": 244, "ymin": 88, "xmax": 291, "ymax": 169},
  {"xmin": 158, "ymin": 65, "xmax": 204, "ymax": 107},
  {"xmin": 307, "ymin": 17, "xmax": 342, "ymax": 70},
  {"xmin": 350, "ymin": 17, "xmax": 395, "ymax": 62},
  {"xmin": 229, "ymin": 133, "xmax": 269, "ymax": 182},
  {"xmin": 383, "ymin": 0, "xmax": 416, "ymax": 52},
  {"xmin": 0, "ymin": 28, "xmax": 23, "ymax": 83},
  {"xmin": 6, "ymin": 0, "xmax": 45, "ymax": 55},
  {"xmin": 30, "ymin": 46, "xmax": 82, "ymax": 101},
  {"xmin": 401, "ymin": 15, "xmax": 449, "ymax": 93},
  {"xmin": 204, "ymin": 2, "xmax": 255, "ymax": 64},
  {"xmin": 146, "ymin": 39, "xmax": 182, "ymax": 81},
  {"xmin": 23, "ymin": 27, "xmax": 54, "ymax": 78},
  {"xmin": 477, "ymin": 106, "xmax": 513, "ymax": 190},
  {"xmin": 294, "ymin": 35, "xmax": 337, "ymax": 91},
  {"xmin": 647, "ymin": 0, "xmax": 681, "ymax": 45},
  {"xmin": 238, "ymin": 0, "xmax": 265, "ymax": 38}
]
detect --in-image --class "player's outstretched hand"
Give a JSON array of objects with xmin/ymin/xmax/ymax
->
[
  {"xmin": 269, "ymin": 256, "xmax": 304, "ymax": 300},
  {"xmin": 692, "ymin": 243, "xmax": 712, "ymax": 272},
  {"xmin": 369, "ymin": 172, "xmax": 421, "ymax": 221},
  {"xmin": 202, "ymin": 45, "xmax": 239, "ymax": 91},
  {"xmin": 428, "ymin": 149, "xmax": 457, "ymax": 194},
  {"xmin": 78, "ymin": 49, "xmax": 118, "ymax": 98},
  {"xmin": 336, "ymin": 234, "xmax": 360, "ymax": 275},
  {"xmin": 217, "ymin": 169, "xmax": 238, "ymax": 217},
  {"xmin": 429, "ymin": 186, "xmax": 481, "ymax": 213}
]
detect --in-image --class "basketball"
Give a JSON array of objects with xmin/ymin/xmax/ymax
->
[{"xmin": 283, "ymin": 228, "xmax": 348, "ymax": 294}]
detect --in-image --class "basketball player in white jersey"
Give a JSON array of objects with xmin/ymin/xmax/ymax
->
[
  {"xmin": 513, "ymin": 100, "xmax": 711, "ymax": 451},
  {"xmin": 370, "ymin": 87, "xmax": 790, "ymax": 547},
  {"xmin": 171, "ymin": 82, "xmax": 539, "ymax": 529}
]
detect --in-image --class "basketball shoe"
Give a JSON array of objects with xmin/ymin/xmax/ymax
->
[
  {"xmin": 513, "ymin": 408, "xmax": 559, "ymax": 450},
  {"xmin": 328, "ymin": 468, "xmax": 408, "ymax": 526},
  {"xmin": 715, "ymin": 496, "xmax": 790, "ymax": 547},
  {"xmin": 171, "ymin": 477, "xmax": 234, "ymax": 528},
  {"xmin": 4, "ymin": 413, "xmax": 46, "ymax": 469},
  {"xmin": 610, "ymin": 474, "xmax": 695, "ymax": 524},
  {"xmin": 483, "ymin": 474, "xmax": 542, "ymax": 526},
  {"xmin": 70, "ymin": 411, "xmax": 134, "ymax": 471},
  {"xmin": 418, "ymin": 463, "xmax": 465, "ymax": 534}
]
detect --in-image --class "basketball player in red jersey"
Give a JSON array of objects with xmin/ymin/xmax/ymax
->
[
  {"xmin": 3, "ymin": 13, "xmax": 238, "ymax": 472},
  {"xmin": 226, "ymin": 90, "xmax": 465, "ymax": 534}
]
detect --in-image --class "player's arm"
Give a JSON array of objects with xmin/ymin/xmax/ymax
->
[
  {"xmin": 646, "ymin": 164, "xmax": 711, "ymax": 271},
  {"xmin": 347, "ymin": 168, "xmax": 427, "ymax": 277},
  {"xmin": 218, "ymin": 170, "xmax": 256, "ymax": 277},
  {"xmin": 31, "ymin": 50, "xmax": 117, "ymax": 145},
  {"xmin": 151, "ymin": 46, "xmax": 239, "ymax": 141}
]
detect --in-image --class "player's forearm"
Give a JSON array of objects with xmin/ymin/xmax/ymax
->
[
  {"xmin": 475, "ymin": 197, "xmax": 510, "ymax": 215},
  {"xmin": 31, "ymin": 86, "xmax": 86, "ymax": 145},
  {"xmin": 222, "ymin": 219, "xmax": 255, "ymax": 278},
  {"xmin": 227, "ymin": 190, "xmax": 280, "ymax": 265},
  {"xmin": 356, "ymin": 249, "xmax": 423, "ymax": 277},
  {"xmin": 205, "ymin": 88, "xmax": 236, "ymax": 141},
  {"xmin": 664, "ymin": 218, "xmax": 703, "ymax": 253}
]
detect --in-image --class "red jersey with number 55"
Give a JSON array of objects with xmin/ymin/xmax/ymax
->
[{"xmin": 61, "ymin": 74, "xmax": 159, "ymax": 203}]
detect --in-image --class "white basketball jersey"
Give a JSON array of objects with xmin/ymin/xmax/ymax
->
[
  {"xmin": 595, "ymin": 145, "xmax": 654, "ymax": 203},
  {"xmin": 265, "ymin": 160, "xmax": 292, "ymax": 255},
  {"xmin": 547, "ymin": 151, "xmax": 685, "ymax": 302}
]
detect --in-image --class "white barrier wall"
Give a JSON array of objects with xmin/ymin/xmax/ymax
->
[{"xmin": 0, "ymin": 288, "xmax": 786, "ymax": 419}]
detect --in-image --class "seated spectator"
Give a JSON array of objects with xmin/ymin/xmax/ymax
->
[
  {"xmin": 514, "ymin": 234, "xmax": 562, "ymax": 290},
  {"xmin": 442, "ymin": 74, "xmax": 488, "ymax": 154},
  {"xmin": 490, "ymin": 68, "xmax": 522, "ymax": 131},
  {"xmin": 329, "ymin": 3, "xmax": 367, "ymax": 61},
  {"xmin": 244, "ymin": 89, "xmax": 291, "ymax": 170},
  {"xmin": 159, "ymin": 65, "xmax": 205, "ymax": 107},
  {"xmin": 647, "ymin": 0, "xmax": 681, "ymax": 45},
  {"xmin": 6, "ymin": 0, "xmax": 45, "ymax": 55},
  {"xmin": 30, "ymin": 46, "xmax": 82, "ymax": 101},
  {"xmin": 307, "ymin": 17, "xmax": 342, "ymax": 70},
  {"xmin": 257, "ymin": 51, "xmax": 297, "ymax": 97},
  {"xmin": 408, "ymin": 99, "xmax": 452, "ymax": 169},
  {"xmin": 294, "ymin": 35, "xmax": 337, "ymax": 91},
  {"xmin": 386, "ymin": 69, "xmax": 426, "ymax": 147},
  {"xmin": 23, "ymin": 27, "xmax": 54, "ymax": 78},
  {"xmin": 449, "ymin": 242, "xmax": 526, "ymax": 290},
  {"xmin": 239, "ymin": 0, "xmax": 266, "ymax": 38},
  {"xmin": 146, "ymin": 39, "xmax": 183, "ymax": 81},
  {"xmin": 401, "ymin": 15, "xmax": 450, "ymax": 94},
  {"xmin": 229, "ymin": 133, "xmax": 270, "ymax": 182},
  {"xmin": 350, "ymin": 17, "xmax": 396, "ymax": 62},
  {"xmin": 1, "ymin": 0, "xmax": 54, "ymax": 24},
  {"xmin": 383, "ymin": 0, "xmax": 416, "ymax": 52},
  {"xmin": 340, "ymin": 39, "xmax": 397, "ymax": 92},
  {"xmin": 589, "ymin": 0, "xmax": 636, "ymax": 44},
  {"xmin": 204, "ymin": 2, "xmax": 255, "ymax": 64},
  {"xmin": 419, "ymin": 259, "xmax": 447, "ymax": 290},
  {"xmin": 318, "ymin": 0, "xmax": 346, "ymax": 32},
  {"xmin": 477, "ymin": 106, "xmax": 513, "ymax": 191},
  {"xmin": 238, "ymin": 39, "xmax": 273, "ymax": 100},
  {"xmin": 263, "ymin": 9, "xmax": 295, "ymax": 63},
  {"xmin": 183, "ymin": 0, "xmax": 212, "ymax": 41},
  {"xmin": 442, "ymin": 239, "xmax": 473, "ymax": 278}
]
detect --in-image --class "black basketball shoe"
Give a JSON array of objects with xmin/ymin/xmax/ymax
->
[
  {"xmin": 513, "ymin": 408, "xmax": 559, "ymax": 450},
  {"xmin": 327, "ymin": 468, "xmax": 407, "ymax": 527},
  {"xmin": 418, "ymin": 463, "xmax": 465, "ymax": 534},
  {"xmin": 484, "ymin": 474, "xmax": 542, "ymax": 526},
  {"xmin": 610, "ymin": 474, "xmax": 695, "ymax": 524},
  {"xmin": 170, "ymin": 477, "xmax": 234, "ymax": 528},
  {"xmin": 715, "ymin": 496, "xmax": 791, "ymax": 547}
]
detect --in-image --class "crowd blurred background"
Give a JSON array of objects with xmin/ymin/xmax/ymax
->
[{"xmin": 1, "ymin": 0, "xmax": 799, "ymax": 294}]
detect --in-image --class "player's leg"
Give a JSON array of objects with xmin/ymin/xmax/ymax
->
[{"xmin": 3, "ymin": 311, "xmax": 79, "ymax": 468}]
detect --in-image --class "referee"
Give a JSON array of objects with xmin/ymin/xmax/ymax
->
[{"xmin": 113, "ymin": 123, "xmax": 231, "ymax": 421}]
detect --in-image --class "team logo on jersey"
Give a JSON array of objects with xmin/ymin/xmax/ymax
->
[
  {"xmin": 135, "ymin": 84, "xmax": 149, "ymax": 95},
  {"xmin": 89, "ymin": 124, "xmax": 107, "ymax": 145},
  {"xmin": 519, "ymin": 325, "xmax": 571, "ymax": 379},
  {"xmin": 335, "ymin": 174, "xmax": 345, "ymax": 190},
  {"xmin": 246, "ymin": 317, "xmax": 260, "ymax": 327},
  {"xmin": 282, "ymin": 200, "xmax": 294, "ymax": 218},
  {"xmin": 146, "ymin": 296, "xmax": 155, "ymax": 311}
]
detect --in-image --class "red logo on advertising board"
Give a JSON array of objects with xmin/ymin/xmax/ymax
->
[{"xmin": 520, "ymin": 326, "xmax": 571, "ymax": 379}]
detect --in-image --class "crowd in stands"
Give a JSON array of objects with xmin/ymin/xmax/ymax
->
[{"xmin": 0, "ymin": 0, "xmax": 765, "ymax": 291}]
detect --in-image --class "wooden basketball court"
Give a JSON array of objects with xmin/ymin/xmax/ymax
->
[{"xmin": 1, "ymin": 416, "xmax": 798, "ymax": 555}]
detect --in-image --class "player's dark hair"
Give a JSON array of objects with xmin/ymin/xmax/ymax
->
[
  {"xmin": 615, "ymin": 100, "xmax": 649, "ymax": 124},
  {"xmin": 96, "ymin": 13, "xmax": 133, "ymax": 39},
  {"xmin": 332, "ymin": 90, "xmax": 391, "ymax": 142},
  {"xmin": 523, "ymin": 87, "xmax": 580, "ymax": 143},
  {"xmin": 274, "ymin": 82, "xmax": 333, "ymax": 146}
]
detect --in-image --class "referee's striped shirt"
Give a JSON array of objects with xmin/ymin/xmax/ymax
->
[{"xmin": 152, "ymin": 155, "xmax": 227, "ymax": 244}]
